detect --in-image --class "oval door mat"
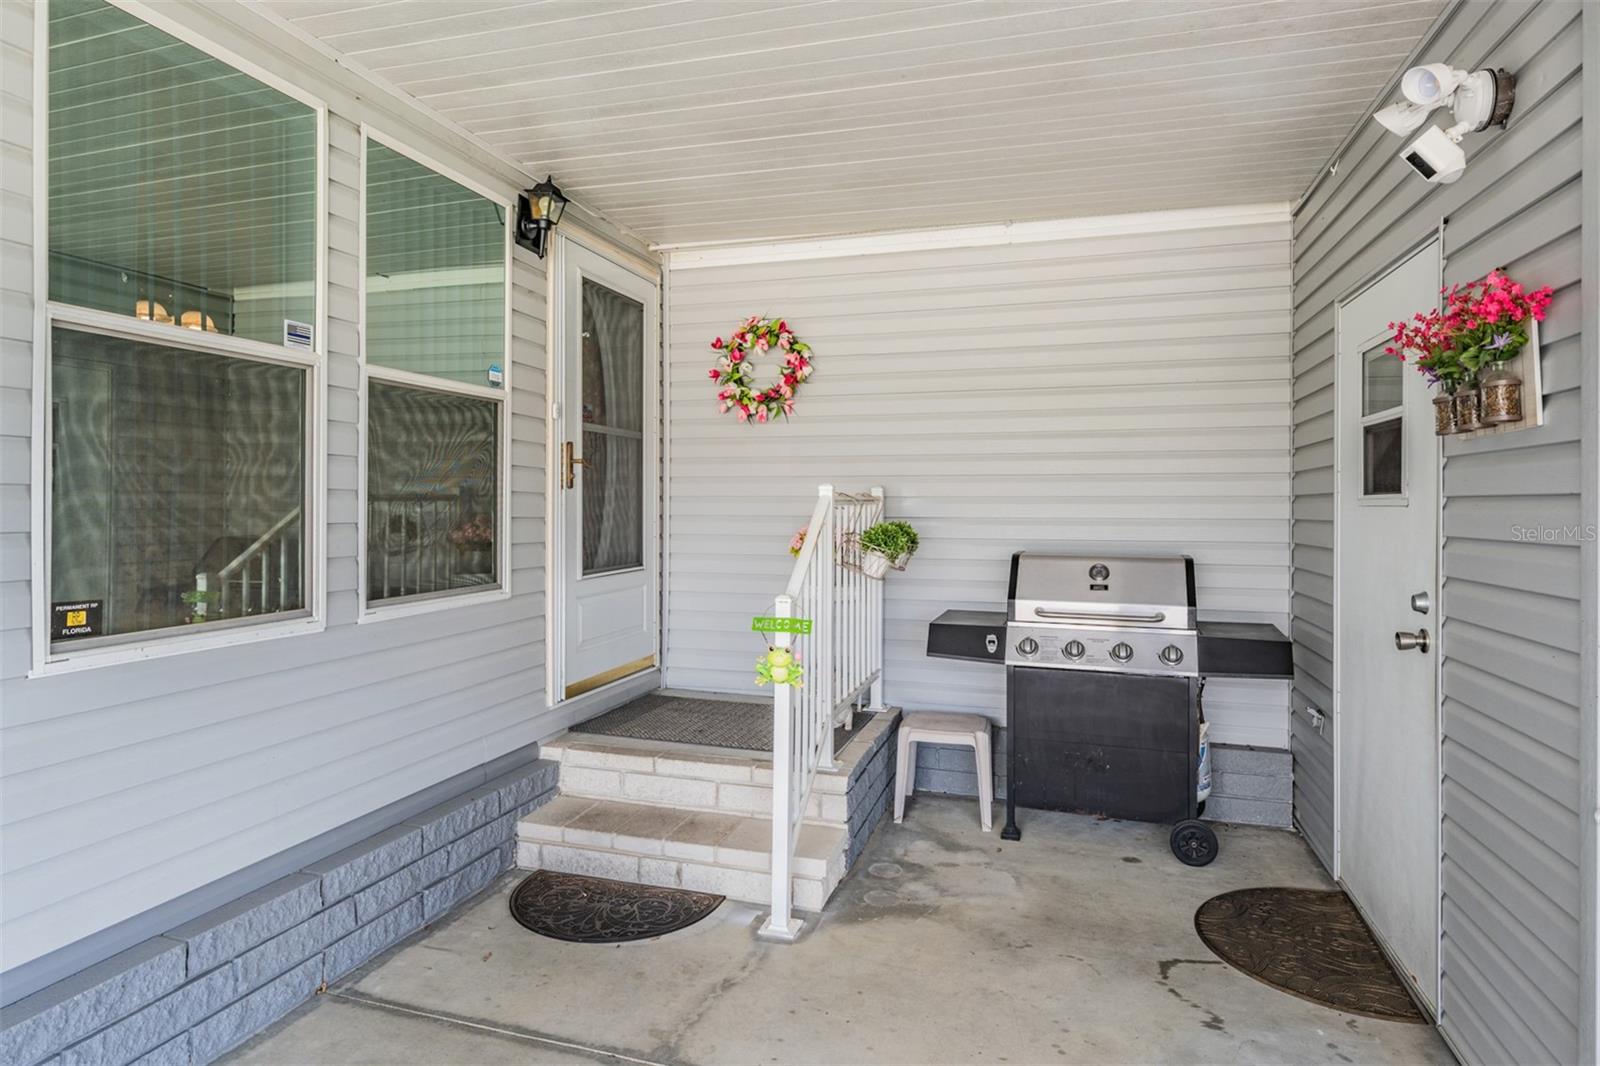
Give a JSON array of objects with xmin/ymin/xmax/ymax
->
[
  {"xmin": 1194, "ymin": 887, "xmax": 1427, "ymax": 1023},
  {"xmin": 509, "ymin": 870, "xmax": 724, "ymax": 944}
]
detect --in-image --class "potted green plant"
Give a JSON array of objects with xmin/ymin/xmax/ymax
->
[{"xmin": 858, "ymin": 520, "xmax": 918, "ymax": 579}]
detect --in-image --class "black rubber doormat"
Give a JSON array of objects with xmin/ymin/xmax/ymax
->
[
  {"xmin": 570, "ymin": 692, "xmax": 870, "ymax": 755},
  {"xmin": 509, "ymin": 870, "xmax": 724, "ymax": 944},
  {"xmin": 1194, "ymin": 887, "xmax": 1427, "ymax": 1023}
]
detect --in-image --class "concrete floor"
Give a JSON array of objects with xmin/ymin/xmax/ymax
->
[{"xmin": 226, "ymin": 797, "xmax": 1454, "ymax": 1065}]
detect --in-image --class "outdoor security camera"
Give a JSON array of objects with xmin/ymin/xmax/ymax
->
[
  {"xmin": 1400, "ymin": 126, "xmax": 1467, "ymax": 185},
  {"xmin": 1371, "ymin": 63, "xmax": 1514, "ymax": 183}
]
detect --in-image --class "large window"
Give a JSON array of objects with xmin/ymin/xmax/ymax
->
[
  {"xmin": 363, "ymin": 136, "xmax": 508, "ymax": 608},
  {"xmin": 44, "ymin": 0, "xmax": 319, "ymax": 656}
]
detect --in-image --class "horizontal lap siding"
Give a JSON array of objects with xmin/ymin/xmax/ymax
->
[
  {"xmin": 0, "ymin": 37, "xmax": 553, "ymax": 973},
  {"xmin": 665, "ymin": 223, "xmax": 1294, "ymax": 747},
  {"xmin": 1289, "ymin": 2, "xmax": 1587, "ymax": 1061}
]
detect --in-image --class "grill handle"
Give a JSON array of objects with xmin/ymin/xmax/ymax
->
[{"xmin": 1032, "ymin": 607, "xmax": 1167, "ymax": 624}]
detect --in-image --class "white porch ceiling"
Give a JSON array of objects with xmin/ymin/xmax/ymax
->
[{"xmin": 257, "ymin": 0, "xmax": 1448, "ymax": 247}]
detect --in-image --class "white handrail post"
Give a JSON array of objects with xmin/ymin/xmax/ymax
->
[
  {"xmin": 816, "ymin": 485, "xmax": 837, "ymax": 771},
  {"xmin": 867, "ymin": 485, "xmax": 888, "ymax": 713},
  {"xmin": 759, "ymin": 592, "xmax": 804, "ymax": 942}
]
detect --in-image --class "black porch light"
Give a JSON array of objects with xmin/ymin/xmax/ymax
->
[{"xmin": 515, "ymin": 175, "xmax": 568, "ymax": 258}]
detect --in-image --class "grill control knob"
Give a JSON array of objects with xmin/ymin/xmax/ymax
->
[
  {"xmin": 1063, "ymin": 640, "xmax": 1086, "ymax": 660},
  {"xmin": 1160, "ymin": 645, "xmax": 1184, "ymax": 666},
  {"xmin": 1017, "ymin": 637, "xmax": 1039, "ymax": 656},
  {"xmin": 1110, "ymin": 642, "xmax": 1134, "ymax": 663}
]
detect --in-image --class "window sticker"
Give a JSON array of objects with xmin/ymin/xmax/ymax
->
[
  {"xmin": 283, "ymin": 319, "xmax": 314, "ymax": 350},
  {"xmin": 52, "ymin": 599, "xmax": 102, "ymax": 640},
  {"xmin": 487, "ymin": 363, "xmax": 503, "ymax": 387}
]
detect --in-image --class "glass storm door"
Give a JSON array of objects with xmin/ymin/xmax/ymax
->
[
  {"xmin": 558, "ymin": 239, "xmax": 658, "ymax": 699},
  {"xmin": 1334, "ymin": 239, "xmax": 1441, "ymax": 1014}
]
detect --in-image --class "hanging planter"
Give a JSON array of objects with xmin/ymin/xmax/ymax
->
[
  {"xmin": 1387, "ymin": 269, "xmax": 1552, "ymax": 438},
  {"xmin": 856, "ymin": 520, "xmax": 919, "ymax": 580}
]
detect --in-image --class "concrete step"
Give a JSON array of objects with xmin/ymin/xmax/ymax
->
[
  {"xmin": 516, "ymin": 796, "xmax": 847, "ymax": 912},
  {"xmin": 541, "ymin": 724, "xmax": 899, "ymax": 826}
]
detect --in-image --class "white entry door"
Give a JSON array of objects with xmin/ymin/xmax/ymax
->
[
  {"xmin": 1335, "ymin": 239, "xmax": 1441, "ymax": 1013},
  {"xmin": 556, "ymin": 238, "xmax": 659, "ymax": 700}
]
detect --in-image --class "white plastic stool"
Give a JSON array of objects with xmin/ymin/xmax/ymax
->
[{"xmin": 893, "ymin": 712, "xmax": 994, "ymax": 832}]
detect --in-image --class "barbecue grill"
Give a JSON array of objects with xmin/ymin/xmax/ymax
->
[
  {"xmin": 927, "ymin": 551, "xmax": 1296, "ymax": 866},
  {"xmin": 1000, "ymin": 552, "xmax": 1215, "ymax": 863}
]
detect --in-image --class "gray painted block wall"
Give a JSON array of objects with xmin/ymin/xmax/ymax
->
[
  {"xmin": 1287, "ymin": 3, "xmax": 1593, "ymax": 1062},
  {"xmin": 0, "ymin": 758, "xmax": 558, "ymax": 1066}
]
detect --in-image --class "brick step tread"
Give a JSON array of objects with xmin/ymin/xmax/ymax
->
[
  {"xmin": 542, "ymin": 735, "xmax": 852, "ymax": 794},
  {"xmin": 516, "ymin": 795, "xmax": 844, "ymax": 880}
]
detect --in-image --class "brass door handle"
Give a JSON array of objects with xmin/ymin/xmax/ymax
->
[{"xmin": 562, "ymin": 441, "xmax": 588, "ymax": 489}]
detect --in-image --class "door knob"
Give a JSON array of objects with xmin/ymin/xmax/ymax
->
[
  {"xmin": 1394, "ymin": 628, "xmax": 1431, "ymax": 653},
  {"xmin": 562, "ymin": 440, "xmax": 588, "ymax": 489}
]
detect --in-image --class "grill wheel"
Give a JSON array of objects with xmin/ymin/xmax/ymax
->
[{"xmin": 1170, "ymin": 819, "xmax": 1219, "ymax": 866}]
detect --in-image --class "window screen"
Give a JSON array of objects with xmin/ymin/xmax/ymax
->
[
  {"xmin": 48, "ymin": 0, "xmax": 317, "ymax": 346},
  {"xmin": 365, "ymin": 141, "xmax": 505, "ymax": 387}
]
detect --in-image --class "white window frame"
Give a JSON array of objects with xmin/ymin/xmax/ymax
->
[
  {"xmin": 29, "ymin": 0, "xmax": 330, "ymax": 676},
  {"xmin": 356, "ymin": 127, "xmax": 514, "ymax": 623}
]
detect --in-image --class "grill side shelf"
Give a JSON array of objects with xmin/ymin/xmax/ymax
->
[
  {"xmin": 1195, "ymin": 621, "xmax": 1293, "ymax": 679},
  {"xmin": 926, "ymin": 609, "xmax": 1007, "ymax": 664}
]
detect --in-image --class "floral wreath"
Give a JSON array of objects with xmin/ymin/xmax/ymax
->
[{"xmin": 708, "ymin": 316, "xmax": 813, "ymax": 423}]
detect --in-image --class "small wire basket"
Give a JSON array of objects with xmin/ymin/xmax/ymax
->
[{"xmin": 838, "ymin": 531, "xmax": 912, "ymax": 580}]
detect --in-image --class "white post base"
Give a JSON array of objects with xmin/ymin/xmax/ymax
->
[{"xmin": 756, "ymin": 913, "xmax": 807, "ymax": 943}]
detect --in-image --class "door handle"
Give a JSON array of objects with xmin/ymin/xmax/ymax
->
[
  {"xmin": 1394, "ymin": 628, "xmax": 1431, "ymax": 653},
  {"xmin": 562, "ymin": 440, "xmax": 588, "ymax": 490}
]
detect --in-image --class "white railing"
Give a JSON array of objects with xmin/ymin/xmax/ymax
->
[
  {"xmin": 193, "ymin": 506, "xmax": 303, "ymax": 621},
  {"xmin": 761, "ymin": 484, "xmax": 886, "ymax": 941}
]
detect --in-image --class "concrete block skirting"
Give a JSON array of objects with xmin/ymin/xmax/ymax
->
[
  {"xmin": 0, "ymin": 758, "xmax": 559, "ymax": 1066},
  {"xmin": 844, "ymin": 714, "xmax": 900, "ymax": 869}
]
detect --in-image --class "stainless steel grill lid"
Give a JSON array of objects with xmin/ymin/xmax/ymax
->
[{"xmin": 1007, "ymin": 552, "xmax": 1196, "ymax": 630}]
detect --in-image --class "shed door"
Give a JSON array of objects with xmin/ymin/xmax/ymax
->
[{"xmin": 1335, "ymin": 239, "xmax": 1441, "ymax": 1013}]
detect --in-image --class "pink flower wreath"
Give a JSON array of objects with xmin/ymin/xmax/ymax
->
[{"xmin": 707, "ymin": 316, "xmax": 813, "ymax": 423}]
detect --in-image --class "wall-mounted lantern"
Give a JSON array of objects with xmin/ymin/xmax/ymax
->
[{"xmin": 515, "ymin": 175, "xmax": 568, "ymax": 258}]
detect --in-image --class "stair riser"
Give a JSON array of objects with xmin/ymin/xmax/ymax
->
[
  {"xmin": 518, "ymin": 841, "xmax": 836, "ymax": 912},
  {"xmin": 553, "ymin": 764, "xmax": 850, "ymax": 825},
  {"xmin": 519, "ymin": 819, "xmax": 836, "ymax": 880}
]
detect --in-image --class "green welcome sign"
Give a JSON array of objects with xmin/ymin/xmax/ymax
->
[{"xmin": 752, "ymin": 616, "xmax": 813, "ymax": 635}]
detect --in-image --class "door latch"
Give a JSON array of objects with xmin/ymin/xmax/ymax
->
[
  {"xmin": 562, "ymin": 440, "xmax": 588, "ymax": 489},
  {"xmin": 1394, "ymin": 628, "xmax": 1431, "ymax": 653}
]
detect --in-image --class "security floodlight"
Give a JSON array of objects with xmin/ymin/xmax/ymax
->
[{"xmin": 1371, "ymin": 64, "xmax": 1515, "ymax": 184}]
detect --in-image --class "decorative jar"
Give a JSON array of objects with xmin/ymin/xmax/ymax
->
[{"xmin": 1479, "ymin": 364, "xmax": 1524, "ymax": 424}]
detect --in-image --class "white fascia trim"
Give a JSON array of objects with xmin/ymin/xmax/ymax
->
[{"xmin": 661, "ymin": 202, "xmax": 1294, "ymax": 270}]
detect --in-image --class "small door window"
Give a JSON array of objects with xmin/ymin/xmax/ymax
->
[{"xmin": 1359, "ymin": 342, "xmax": 1404, "ymax": 498}]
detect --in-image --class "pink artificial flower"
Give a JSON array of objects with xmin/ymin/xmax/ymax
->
[
  {"xmin": 736, "ymin": 407, "xmax": 749, "ymax": 422},
  {"xmin": 756, "ymin": 407, "xmax": 769, "ymax": 423},
  {"xmin": 711, "ymin": 337, "xmax": 724, "ymax": 349},
  {"xmin": 707, "ymin": 368, "xmax": 720, "ymax": 380},
  {"xmin": 783, "ymin": 400, "xmax": 794, "ymax": 416},
  {"xmin": 731, "ymin": 350, "xmax": 745, "ymax": 363},
  {"xmin": 756, "ymin": 337, "xmax": 769, "ymax": 351}
]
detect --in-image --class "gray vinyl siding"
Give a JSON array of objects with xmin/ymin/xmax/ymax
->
[
  {"xmin": 1288, "ymin": 1, "xmax": 1588, "ymax": 1061},
  {"xmin": 664, "ymin": 221, "xmax": 1294, "ymax": 749},
  {"xmin": 0, "ymin": 0, "xmax": 563, "ymax": 983}
]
